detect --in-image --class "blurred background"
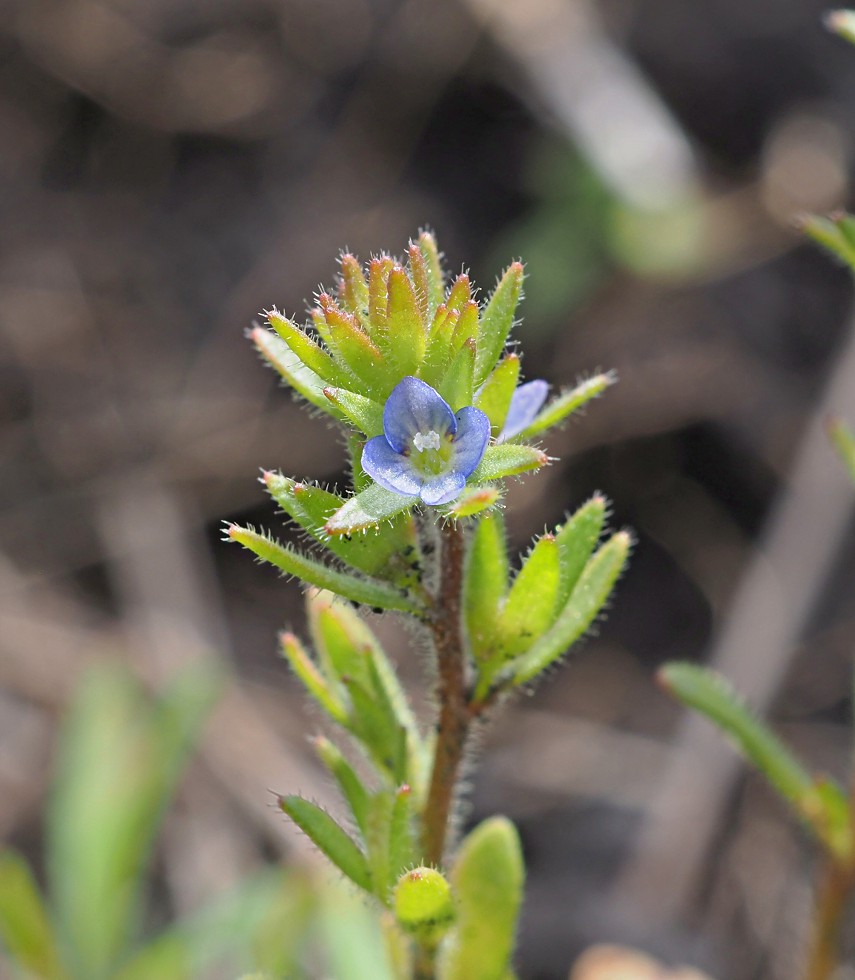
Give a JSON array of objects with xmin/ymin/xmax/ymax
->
[{"xmin": 3, "ymin": 0, "xmax": 855, "ymax": 977}]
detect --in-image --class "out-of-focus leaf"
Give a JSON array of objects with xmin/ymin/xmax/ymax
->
[
  {"xmin": 801, "ymin": 214, "xmax": 855, "ymax": 271},
  {"xmin": 826, "ymin": 10, "xmax": 855, "ymax": 45},
  {"xmin": 48, "ymin": 662, "xmax": 219, "ymax": 980},
  {"xmin": 279, "ymin": 797, "xmax": 372, "ymax": 893},
  {"xmin": 114, "ymin": 870, "xmax": 301, "ymax": 980},
  {"xmin": 0, "ymin": 851, "xmax": 68, "ymax": 979},
  {"xmin": 280, "ymin": 631, "xmax": 348, "ymax": 724},
  {"xmin": 828, "ymin": 417, "xmax": 855, "ymax": 485},
  {"xmin": 314, "ymin": 736, "xmax": 371, "ymax": 837},
  {"xmin": 315, "ymin": 877, "xmax": 395, "ymax": 980},
  {"xmin": 658, "ymin": 663, "xmax": 846, "ymax": 854},
  {"xmin": 440, "ymin": 818, "xmax": 524, "ymax": 980}
]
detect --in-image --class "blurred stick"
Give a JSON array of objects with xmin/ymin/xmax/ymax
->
[{"xmin": 620, "ymin": 303, "xmax": 855, "ymax": 922}]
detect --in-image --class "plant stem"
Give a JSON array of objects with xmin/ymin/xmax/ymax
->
[
  {"xmin": 421, "ymin": 519, "xmax": 470, "ymax": 869},
  {"xmin": 804, "ymin": 856, "xmax": 854, "ymax": 980}
]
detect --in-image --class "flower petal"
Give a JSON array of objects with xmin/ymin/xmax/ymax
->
[
  {"xmin": 450, "ymin": 406, "xmax": 490, "ymax": 477},
  {"xmin": 498, "ymin": 380, "xmax": 549, "ymax": 442},
  {"xmin": 383, "ymin": 376, "xmax": 456, "ymax": 453},
  {"xmin": 420, "ymin": 471, "xmax": 467, "ymax": 506},
  {"xmin": 362, "ymin": 436, "xmax": 422, "ymax": 497}
]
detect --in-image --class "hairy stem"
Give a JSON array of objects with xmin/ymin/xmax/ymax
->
[
  {"xmin": 421, "ymin": 519, "xmax": 470, "ymax": 869},
  {"xmin": 804, "ymin": 857, "xmax": 854, "ymax": 980}
]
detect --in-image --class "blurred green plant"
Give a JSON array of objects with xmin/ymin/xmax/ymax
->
[
  {"xmin": 0, "ymin": 663, "xmax": 338, "ymax": 980},
  {"xmin": 661, "ymin": 18, "xmax": 855, "ymax": 975},
  {"xmin": 230, "ymin": 230, "xmax": 629, "ymax": 978}
]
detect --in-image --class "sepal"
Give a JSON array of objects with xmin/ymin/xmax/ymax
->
[
  {"xmin": 442, "ymin": 485, "xmax": 501, "ymax": 519},
  {"xmin": 325, "ymin": 484, "xmax": 418, "ymax": 536}
]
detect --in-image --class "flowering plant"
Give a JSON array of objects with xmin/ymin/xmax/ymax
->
[{"xmin": 228, "ymin": 231, "xmax": 629, "ymax": 979}]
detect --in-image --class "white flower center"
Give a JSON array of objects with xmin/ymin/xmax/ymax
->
[{"xmin": 413, "ymin": 429, "xmax": 441, "ymax": 453}]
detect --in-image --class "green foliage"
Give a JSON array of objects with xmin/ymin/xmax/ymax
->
[
  {"xmin": 233, "ymin": 231, "xmax": 628, "ymax": 977},
  {"xmin": 440, "ymin": 818, "xmax": 524, "ymax": 980},
  {"xmin": 659, "ymin": 664, "xmax": 852, "ymax": 861}
]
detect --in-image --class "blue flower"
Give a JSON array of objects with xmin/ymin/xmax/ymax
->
[
  {"xmin": 497, "ymin": 379, "xmax": 549, "ymax": 443},
  {"xmin": 362, "ymin": 377, "xmax": 490, "ymax": 506}
]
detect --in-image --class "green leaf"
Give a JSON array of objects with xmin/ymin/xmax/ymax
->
[
  {"xmin": 313, "ymin": 736, "xmax": 371, "ymax": 837},
  {"xmin": 280, "ymin": 631, "xmax": 348, "ymax": 724},
  {"xmin": 228, "ymin": 525, "xmax": 420, "ymax": 614},
  {"xmin": 251, "ymin": 327, "xmax": 342, "ymax": 417},
  {"xmin": 800, "ymin": 214, "xmax": 855, "ymax": 270},
  {"xmin": 554, "ymin": 495, "xmax": 607, "ymax": 608},
  {"xmin": 267, "ymin": 311, "xmax": 354, "ymax": 388},
  {"xmin": 440, "ymin": 818, "xmax": 524, "ymax": 980},
  {"xmin": 385, "ymin": 266, "xmax": 427, "ymax": 377},
  {"xmin": 517, "ymin": 372, "xmax": 616, "ymax": 440},
  {"xmin": 279, "ymin": 797, "xmax": 372, "ymax": 892},
  {"xmin": 368, "ymin": 256, "xmax": 394, "ymax": 334},
  {"xmin": 0, "ymin": 851, "xmax": 68, "ymax": 979},
  {"xmin": 388, "ymin": 785, "xmax": 418, "ymax": 886},
  {"xmin": 469, "ymin": 444, "xmax": 548, "ymax": 483},
  {"xmin": 658, "ymin": 663, "xmax": 843, "ymax": 852},
  {"xmin": 320, "ymin": 297, "xmax": 387, "ymax": 398},
  {"xmin": 464, "ymin": 513, "xmax": 509, "ymax": 662},
  {"xmin": 264, "ymin": 474, "xmax": 419, "ymax": 585},
  {"xmin": 445, "ymin": 273, "xmax": 471, "ymax": 313},
  {"xmin": 450, "ymin": 302, "xmax": 479, "ymax": 359},
  {"xmin": 308, "ymin": 589, "xmax": 375, "ymax": 687},
  {"xmin": 323, "ymin": 387, "xmax": 385, "ymax": 436},
  {"xmin": 407, "ymin": 242, "xmax": 431, "ymax": 322},
  {"xmin": 345, "ymin": 658, "xmax": 409, "ymax": 783},
  {"xmin": 363, "ymin": 791, "xmax": 395, "ymax": 904},
  {"xmin": 48, "ymin": 663, "xmax": 219, "ymax": 980},
  {"xmin": 325, "ymin": 484, "xmax": 417, "ymax": 536},
  {"xmin": 475, "ymin": 355, "xmax": 521, "ymax": 435},
  {"xmin": 443, "ymin": 485, "xmax": 501, "ymax": 519},
  {"xmin": 497, "ymin": 535, "xmax": 560, "ymax": 658},
  {"xmin": 416, "ymin": 231, "xmax": 445, "ymax": 315},
  {"xmin": 475, "ymin": 262, "xmax": 525, "ymax": 386},
  {"xmin": 438, "ymin": 339, "xmax": 476, "ymax": 411},
  {"xmin": 828, "ymin": 417, "xmax": 855, "ymax": 485},
  {"xmin": 421, "ymin": 305, "xmax": 458, "ymax": 389},
  {"xmin": 510, "ymin": 531, "xmax": 631, "ymax": 686}
]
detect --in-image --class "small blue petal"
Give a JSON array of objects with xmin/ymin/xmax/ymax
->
[
  {"xmin": 450, "ymin": 406, "xmax": 490, "ymax": 477},
  {"xmin": 498, "ymin": 380, "xmax": 549, "ymax": 442},
  {"xmin": 383, "ymin": 376, "xmax": 456, "ymax": 453},
  {"xmin": 420, "ymin": 472, "xmax": 467, "ymax": 506},
  {"xmin": 362, "ymin": 436, "xmax": 421, "ymax": 497}
]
